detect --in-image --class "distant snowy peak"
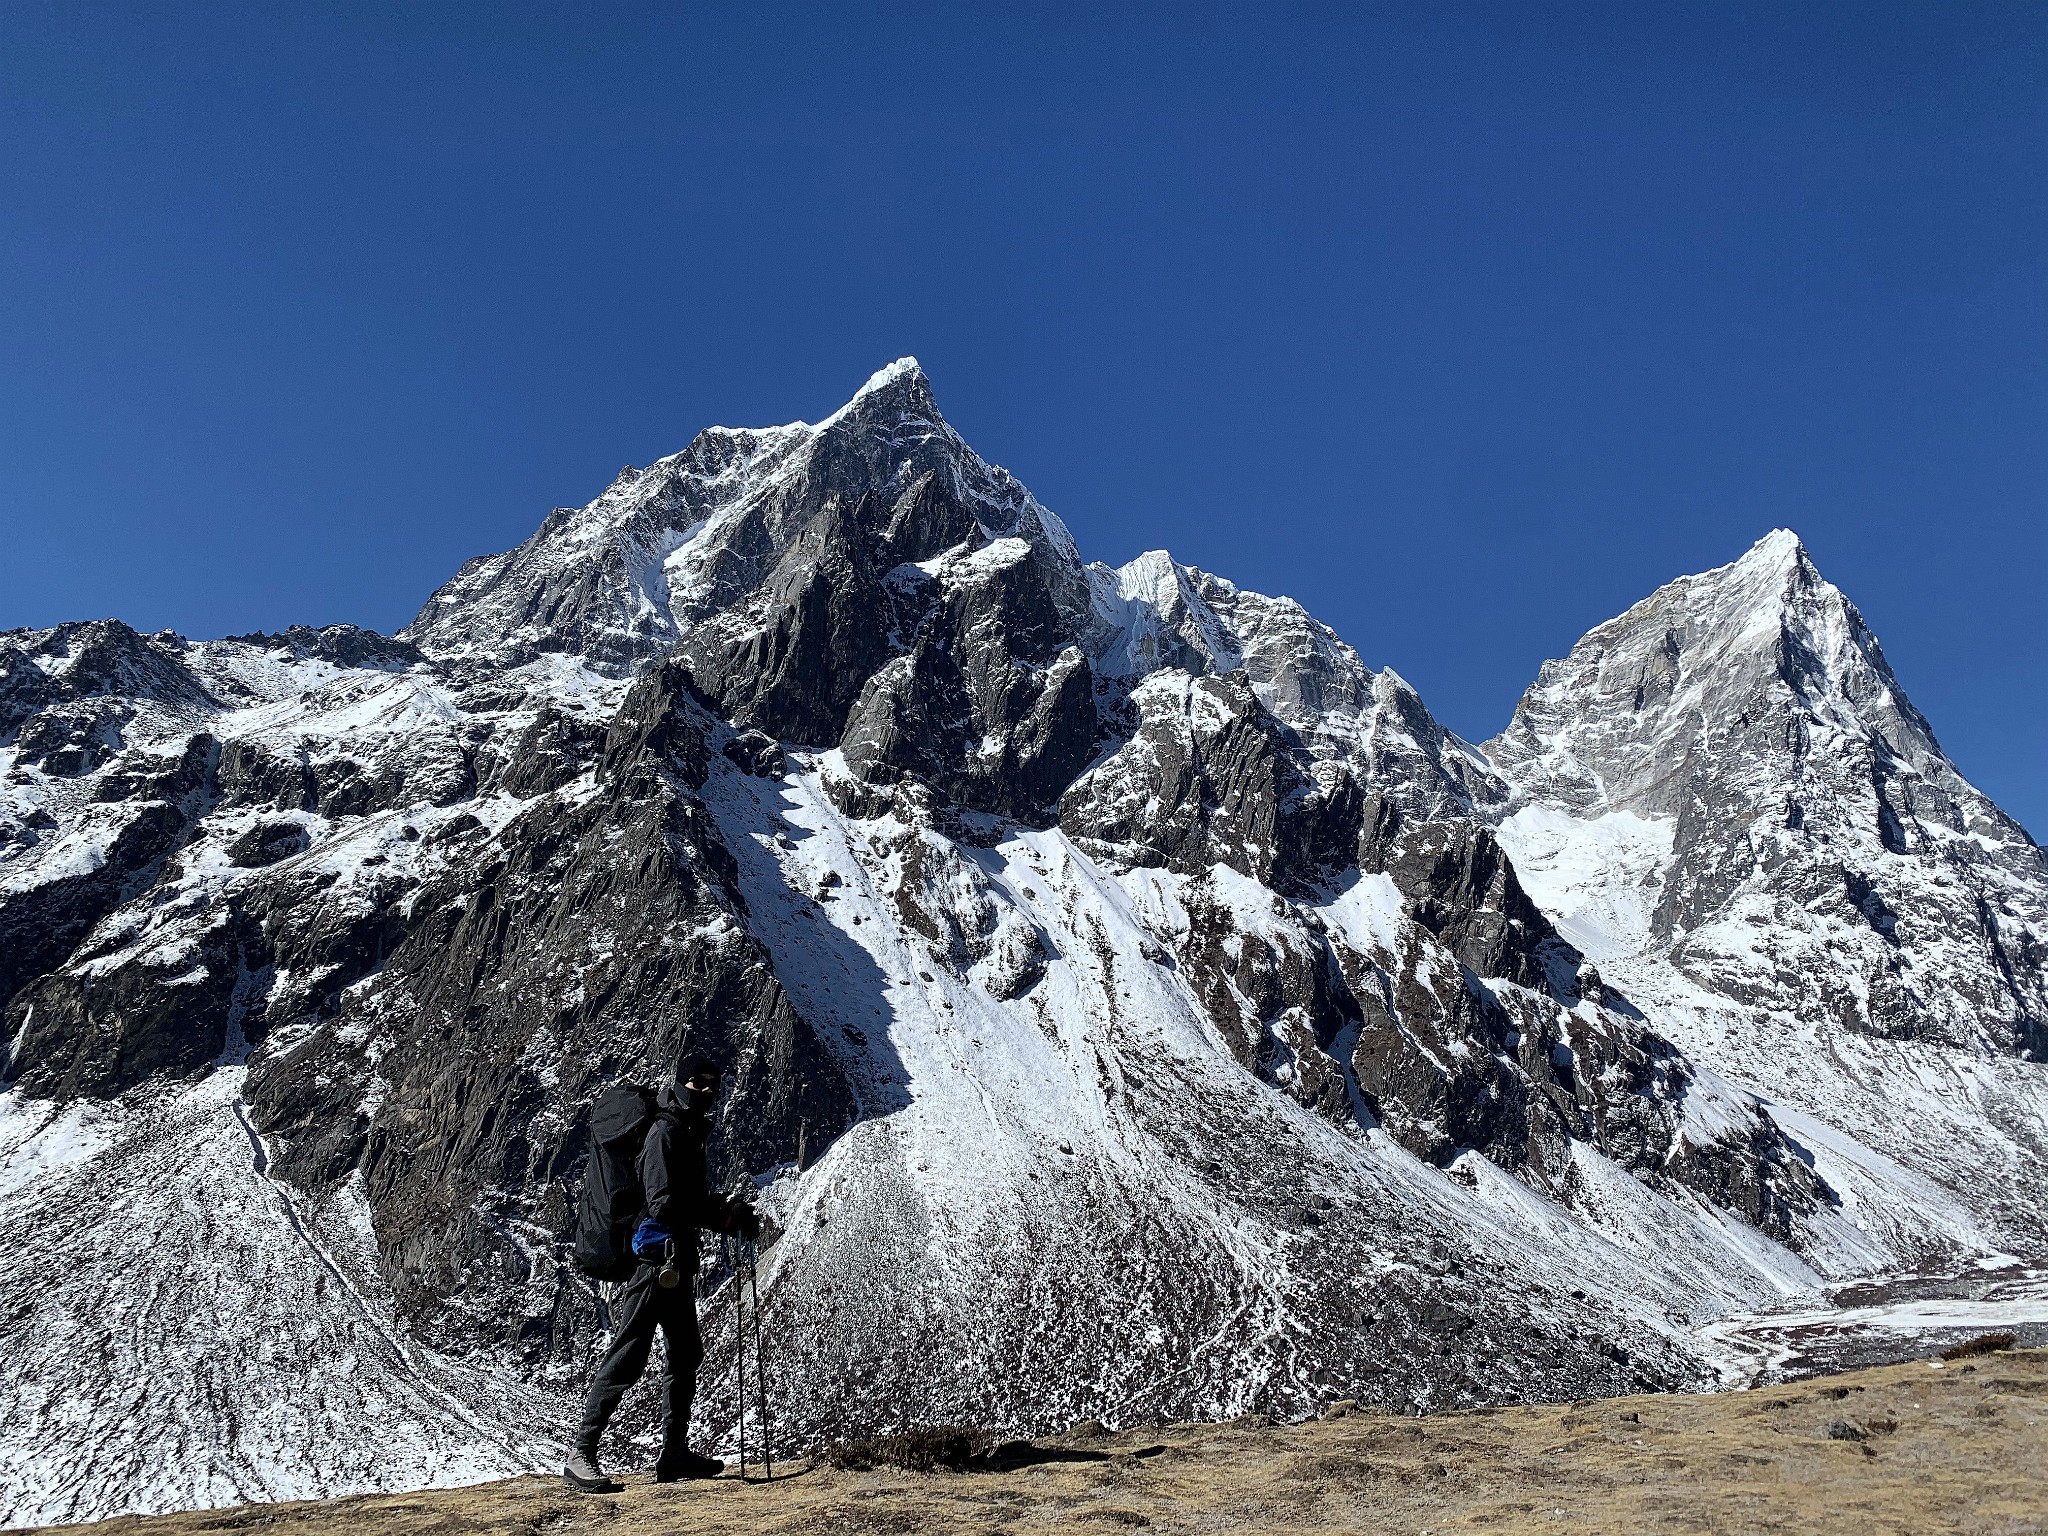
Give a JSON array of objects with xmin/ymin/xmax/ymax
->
[
  {"xmin": 811, "ymin": 354, "xmax": 941, "ymax": 429},
  {"xmin": 1609, "ymin": 528, "xmax": 1935, "ymax": 752},
  {"xmin": 1487, "ymin": 528, "xmax": 2046, "ymax": 1061},
  {"xmin": 1487, "ymin": 529, "xmax": 1999, "ymax": 832},
  {"xmin": 401, "ymin": 358, "xmax": 1081, "ymax": 678}
]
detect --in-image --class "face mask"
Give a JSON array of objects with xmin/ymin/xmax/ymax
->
[{"xmin": 684, "ymin": 1082, "xmax": 718, "ymax": 1114}]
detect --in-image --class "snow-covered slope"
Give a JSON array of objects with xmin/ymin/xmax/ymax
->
[
  {"xmin": 0, "ymin": 1072, "xmax": 546, "ymax": 1528},
  {"xmin": 1, "ymin": 365, "xmax": 2042, "ymax": 1527}
]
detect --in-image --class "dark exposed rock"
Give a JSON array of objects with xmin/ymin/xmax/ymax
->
[
  {"xmin": 1059, "ymin": 672, "xmax": 1359, "ymax": 895},
  {"xmin": 308, "ymin": 737, "xmax": 476, "ymax": 820},
  {"xmin": 722, "ymin": 728, "xmax": 786, "ymax": 779},
  {"xmin": 680, "ymin": 496, "xmax": 902, "ymax": 745},
  {"xmin": 13, "ymin": 705, "xmax": 132, "ymax": 777},
  {"xmin": 0, "ymin": 621, "xmax": 217, "ymax": 741},
  {"xmin": 217, "ymin": 625, "xmax": 421, "ymax": 672},
  {"xmin": 1357, "ymin": 794, "xmax": 1579, "ymax": 997},
  {"xmin": 228, "ymin": 820, "xmax": 312, "ymax": 868},
  {"xmin": 839, "ymin": 549, "xmax": 1100, "ymax": 822},
  {"xmin": 215, "ymin": 737, "xmax": 316, "ymax": 812},
  {"xmin": 5, "ymin": 894, "xmax": 267, "ymax": 1099},
  {"xmin": 1331, "ymin": 919, "xmax": 1828, "ymax": 1236},
  {"xmin": 0, "ymin": 733, "xmax": 217, "ymax": 1024},
  {"xmin": 491, "ymin": 706, "xmax": 607, "ymax": 798},
  {"xmin": 247, "ymin": 668, "xmax": 858, "ymax": 1353},
  {"xmin": 238, "ymin": 862, "xmax": 417, "ymax": 1033},
  {"xmin": 677, "ymin": 471, "xmax": 1105, "ymax": 828},
  {"xmin": 1173, "ymin": 871, "xmax": 1363, "ymax": 1117}
]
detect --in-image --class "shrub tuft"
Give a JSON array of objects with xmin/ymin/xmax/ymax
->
[
  {"xmin": 1940, "ymin": 1332, "xmax": 2017, "ymax": 1361},
  {"xmin": 825, "ymin": 1425, "xmax": 992, "ymax": 1474}
]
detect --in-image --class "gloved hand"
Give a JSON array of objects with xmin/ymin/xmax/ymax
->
[{"xmin": 731, "ymin": 1203, "xmax": 763, "ymax": 1241}]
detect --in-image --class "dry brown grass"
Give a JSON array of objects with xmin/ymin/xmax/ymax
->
[{"xmin": 38, "ymin": 1351, "xmax": 2048, "ymax": 1536}]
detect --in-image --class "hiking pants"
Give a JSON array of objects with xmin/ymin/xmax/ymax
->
[{"xmin": 577, "ymin": 1265, "xmax": 703, "ymax": 1455}]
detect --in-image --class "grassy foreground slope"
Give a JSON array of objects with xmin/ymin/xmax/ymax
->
[{"xmin": 40, "ymin": 1352, "xmax": 2045, "ymax": 1536}]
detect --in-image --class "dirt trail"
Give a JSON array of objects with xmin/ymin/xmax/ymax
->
[{"xmin": 37, "ymin": 1351, "xmax": 2046, "ymax": 1536}]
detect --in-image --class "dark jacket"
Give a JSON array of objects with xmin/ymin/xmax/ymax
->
[{"xmin": 639, "ymin": 1106, "xmax": 741, "ymax": 1272}]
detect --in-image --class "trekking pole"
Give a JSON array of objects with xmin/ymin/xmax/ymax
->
[
  {"xmin": 727, "ymin": 1234, "xmax": 747, "ymax": 1479},
  {"xmin": 749, "ymin": 1238, "xmax": 772, "ymax": 1480}
]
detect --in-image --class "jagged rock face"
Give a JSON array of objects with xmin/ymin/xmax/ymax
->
[
  {"xmin": 1060, "ymin": 671, "xmax": 1360, "ymax": 893},
  {"xmin": 219, "ymin": 624, "xmax": 421, "ymax": 673},
  {"xmin": 1487, "ymin": 530, "xmax": 2047, "ymax": 1060},
  {"xmin": 404, "ymin": 361, "xmax": 1089, "ymax": 681},
  {"xmin": 1169, "ymin": 865, "xmax": 1362, "ymax": 1101},
  {"xmin": 1356, "ymin": 798, "xmax": 1577, "ymax": 997},
  {"xmin": 0, "ymin": 621, "xmax": 219, "ymax": 737},
  {"xmin": 248, "ymin": 663, "xmax": 853, "ymax": 1358},
  {"xmin": 0, "ymin": 734, "xmax": 218, "ymax": 1036},
  {"xmin": 1, "ymin": 363, "xmax": 2044, "ymax": 1527},
  {"xmin": 1336, "ymin": 916, "xmax": 1827, "ymax": 1246},
  {"xmin": 409, "ymin": 362, "xmax": 1104, "ymax": 825},
  {"xmin": 695, "ymin": 509, "xmax": 1100, "ymax": 822},
  {"xmin": 836, "ymin": 540, "xmax": 1100, "ymax": 823},
  {"xmin": 1141, "ymin": 830, "xmax": 1827, "ymax": 1248},
  {"xmin": 1198, "ymin": 617, "xmax": 1505, "ymax": 825},
  {"xmin": 1052, "ymin": 656, "xmax": 1824, "ymax": 1233},
  {"xmin": 1083, "ymin": 556, "xmax": 1503, "ymax": 823}
]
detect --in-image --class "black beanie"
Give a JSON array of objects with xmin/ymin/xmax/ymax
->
[
  {"xmin": 673, "ymin": 1053, "xmax": 719, "ymax": 1085},
  {"xmin": 659, "ymin": 1054, "xmax": 720, "ymax": 1114}
]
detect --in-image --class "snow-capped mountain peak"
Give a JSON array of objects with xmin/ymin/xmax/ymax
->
[
  {"xmin": 813, "ymin": 355, "xmax": 934, "ymax": 428},
  {"xmin": 1085, "ymin": 550, "xmax": 1242, "ymax": 680},
  {"xmin": 1489, "ymin": 530, "xmax": 2045, "ymax": 1065},
  {"xmin": 401, "ymin": 359, "xmax": 1082, "ymax": 680},
  {"xmin": 1489, "ymin": 528, "xmax": 1942, "ymax": 817}
]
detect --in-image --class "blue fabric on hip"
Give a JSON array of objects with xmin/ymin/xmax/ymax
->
[{"xmin": 631, "ymin": 1218, "xmax": 672, "ymax": 1262}]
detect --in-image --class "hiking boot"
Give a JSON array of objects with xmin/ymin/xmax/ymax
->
[
  {"xmin": 563, "ymin": 1448, "xmax": 623, "ymax": 1493},
  {"xmin": 653, "ymin": 1448, "xmax": 726, "ymax": 1482}
]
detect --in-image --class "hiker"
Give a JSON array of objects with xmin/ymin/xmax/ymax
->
[{"xmin": 565, "ymin": 1053, "xmax": 762, "ymax": 1492}]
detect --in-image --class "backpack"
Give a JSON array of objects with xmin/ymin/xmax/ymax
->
[{"xmin": 571, "ymin": 1084, "xmax": 660, "ymax": 1282}]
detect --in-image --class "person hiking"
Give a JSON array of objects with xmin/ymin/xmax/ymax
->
[{"xmin": 564, "ymin": 1053, "xmax": 761, "ymax": 1492}]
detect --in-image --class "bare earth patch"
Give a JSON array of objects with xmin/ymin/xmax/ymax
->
[{"xmin": 37, "ymin": 1352, "xmax": 2046, "ymax": 1536}]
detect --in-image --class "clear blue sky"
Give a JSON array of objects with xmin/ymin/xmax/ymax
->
[{"xmin": 2, "ymin": 3, "xmax": 2042, "ymax": 833}]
